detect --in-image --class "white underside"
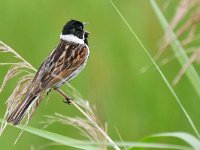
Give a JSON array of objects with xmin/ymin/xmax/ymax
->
[{"xmin": 60, "ymin": 34, "xmax": 84, "ymax": 44}]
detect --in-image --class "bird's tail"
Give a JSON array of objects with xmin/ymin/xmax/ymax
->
[{"xmin": 7, "ymin": 94, "xmax": 37, "ymax": 125}]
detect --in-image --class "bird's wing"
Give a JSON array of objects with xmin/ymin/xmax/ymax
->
[{"xmin": 33, "ymin": 41, "xmax": 88, "ymax": 90}]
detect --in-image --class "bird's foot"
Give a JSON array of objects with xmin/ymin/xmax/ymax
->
[{"xmin": 63, "ymin": 96, "xmax": 72, "ymax": 105}]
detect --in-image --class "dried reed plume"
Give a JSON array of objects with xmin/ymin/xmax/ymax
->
[
  {"xmin": 0, "ymin": 41, "xmax": 39, "ymax": 133},
  {"xmin": 155, "ymin": 0, "xmax": 200, "ymax": 85},
  {"xmin": 0, "ymin": 41, "xmax": 120, "ymax": 150}
]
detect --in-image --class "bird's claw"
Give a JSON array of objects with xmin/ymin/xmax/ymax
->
[{"xmin": 63, "ymin": 97, "xmax": 72, "ymax": 105}]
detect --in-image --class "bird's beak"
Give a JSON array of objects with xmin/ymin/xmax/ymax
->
[{"xmin": 85, "ymin": 31, "xmax": 90, "ymax": 34}]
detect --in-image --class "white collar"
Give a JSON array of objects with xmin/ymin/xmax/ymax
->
[{"xmin": 60, "ymin": 34, "xmax": 84, "ymax": 44}]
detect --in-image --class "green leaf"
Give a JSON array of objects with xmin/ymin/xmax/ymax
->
[
  {"xmin": 147, "ymin": 132, "xmax": 200, "ymax": 150},
  {"xmin": 128, "ymin": 132, "xmax": 200, "ymax": 150},
  {"xmin": 0, "ymin": 119, "xmax": 98, "ymax": 150},
  {"xmin": 127, "ymin": 142, "xmax": 191, "ymax": 150},
  {"xmin": 0, "ymin": 118, "xmax": 192, "ymax": 150},
  {"xmin": 17, "ymin": 126, "xmax": 99, "ymax": 150}
]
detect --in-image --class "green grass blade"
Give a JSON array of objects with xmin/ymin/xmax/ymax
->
[
  {"xmin": 0, "ymin": 118, "xmax": 192, "ymax": 150},
  {"xmin": 150, "ymin": 0, "xmax": 200, "ymax": 98},
  {"xmin": 147, "ymin": 132, "xmax": 200, "ymax": 150},
  {"xmin": 109, "ymin": 0, "xmax": 200, "ymax": 138},
  {"xmin": 16, "ymin": 126, "xmax": 99, "ymax": 150},
  {"xmin": 127, "ymin": 143, "xmax": 191, "ymax": 150},
  {"xmin": 128, "ymin": 143, "xmax": 191, "ymax": 150},
  {"xmin": 0, "ymin": 119, "xmax": 98, "ymax": 150}
]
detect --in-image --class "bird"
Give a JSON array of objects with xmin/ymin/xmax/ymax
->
[{"xmin": 7, "ymin": 19, "xmax": 90, "ymax": 125}]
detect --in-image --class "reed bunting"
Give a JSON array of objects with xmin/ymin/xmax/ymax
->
[{"xmin": 7, "ymin": 19, "xmax": 90, "ymax": 125}]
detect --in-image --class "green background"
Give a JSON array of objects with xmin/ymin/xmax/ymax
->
[{"xmin": 0, "ymin": 0, "xmax": 200, "ymax": 149}]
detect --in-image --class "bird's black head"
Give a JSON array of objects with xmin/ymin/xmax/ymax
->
[{"xmin": 62, "ymin": 20, "xmax": 85, "ymax": 39}]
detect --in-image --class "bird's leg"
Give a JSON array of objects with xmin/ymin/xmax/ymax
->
[{"xmin": 54, "ymin": 88, "xmax": 72, "ymax": 104}]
